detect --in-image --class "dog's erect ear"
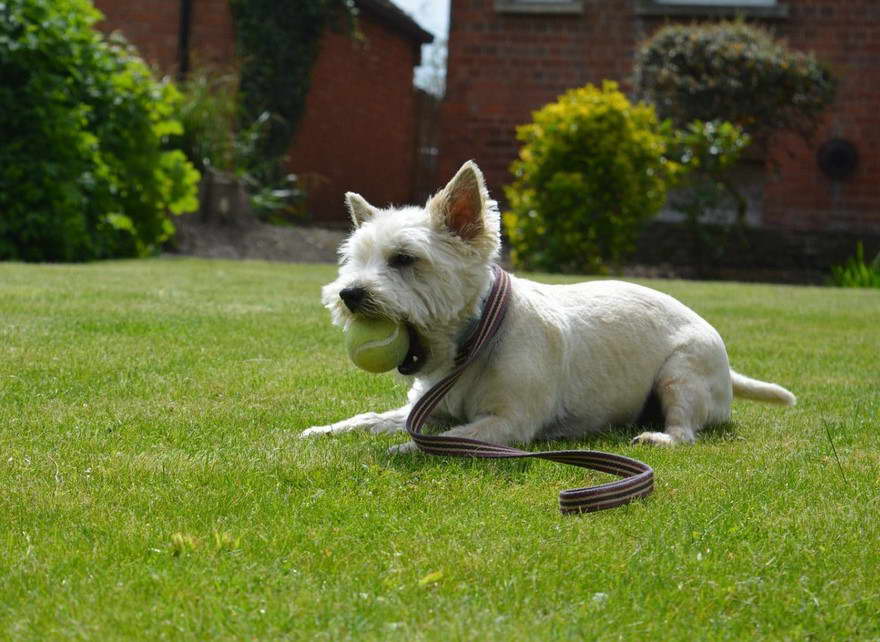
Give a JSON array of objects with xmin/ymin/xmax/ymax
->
[
  {"xmin": 431, "ymin": 161, "xmax": 486, "ymax": 241},
  {"xmin": 345, "ymin": 192, "xmax": 375, "ymax": 228}
]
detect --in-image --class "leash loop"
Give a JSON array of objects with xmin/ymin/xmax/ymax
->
[{"xmin": 405, "ymin": 265, "xmax": 654, "ymax": 514}]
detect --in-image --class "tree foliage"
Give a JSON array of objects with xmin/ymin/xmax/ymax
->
[
  {"xmin": 0, "ymin": 0, "xmax": 199, "ymax": 262},
  {"xmin": 634, "ymin": 21, "xmax": 836, "ymax": 148}
]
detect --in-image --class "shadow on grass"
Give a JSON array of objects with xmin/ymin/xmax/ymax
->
[
  {"xmin": 698, "ymin": 421, "xmax": 740, "ymax": 443},
  {"xmin": 380, "ymin": 449, "xmax": 536, "ymax": 483},
  {"xmin": 373, "ymin": 420, "xmax": 741, "ymax": 480}
]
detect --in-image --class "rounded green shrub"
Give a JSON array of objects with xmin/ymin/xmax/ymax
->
[
  {"xmin": 504, "ymin": 81, "xmax": 677, "ymax": 274},
  {"xmin": 634, "ymin": 21, "xmax": 836, "ymax": 147},
  {"xmin": 0, "ymin": 0, "xmax": 199, "ymax": 262}
]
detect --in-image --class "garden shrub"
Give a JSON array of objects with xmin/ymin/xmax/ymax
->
[
  {"xmin": 173, "ymin": 69, "xmax": 307, "ymax": 223},
  {"xmin": 664, "ymin": 120, "xmax": 752, "ymax": 273},
  {"xmin": 175, "ymin": 69, "xmax": 240, "ymax": 175},
  {"xmin": 668, "ymin": 121, "xmax": 751, "ymax": 188},
  {"xmin": 0, "ymin": 0, "xmax": 199, "ymax": 262},
  {"xmin": 634, "ymin": 21, "xmax": 836, "ymax": 147},
  {"xmin": 830, "ymin": 242, "xmax": 880, "ymax": 288},
  {"xmin": 504, "ymin": 81, "xmax": 678, "ymax": 274}
]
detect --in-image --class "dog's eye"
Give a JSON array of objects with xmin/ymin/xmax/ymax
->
[{"xmin": 388, "ymin": 252, "xmax": 417, "ymax": 269}]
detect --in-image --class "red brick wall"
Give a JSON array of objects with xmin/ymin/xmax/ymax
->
[
  {"xmin": 439, "ymin": 0, "xmax": 879, "ymax": 236},
  {"xmin": 286, "ymin": 17, "xmax": 422, "ymax": 224},
  {"xmin": 439, "ymin": 1, "xmax": 637, "ymax": 194},
  {"xmin": 93, "ymin": 0, "xmax": 234, "ymax": 73},
  {"xmin": 94, "ymin": 0, "xmax": 181, "ymax": 71},
  {"xmin": 762, "ymin": 1, "xmax": 880, "ymax": 233},
  {"xmin": 94, "ymin": 1, "xmax": 423, "ymax": 226}
]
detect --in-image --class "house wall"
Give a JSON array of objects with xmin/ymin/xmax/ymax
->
[
  {"xmin": 439, "ymin": 1, "xmax": 637, "ymax": 193},
  {"xmin": 94, "ymin": 0, "xmax": 233, "ymax": 73},
  {"xmin": 439, "ymin": 0, "xmax": 879, "ymax": 241},
  {"xmin": 762, "ymin": 1, "xmax": 880, "ymax": 233},
  {"xmin": 93, "ymin": 1, "xmax": 424, "ymax": 226},
  {"xmin": 286, "ymin": 17, "xmax": 422, "ymax": 225}
]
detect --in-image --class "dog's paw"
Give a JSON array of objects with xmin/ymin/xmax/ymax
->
[
  {"xmin": 631, "ymin": 431, "xmax": 676, "ymax": 447},
  {"xmin": 386, "ymin": 441, "xmax": 419, "ymax": 455},
  {"xmin": 300, "ymin": 425, "xmax": 335, "ymax": 439}
]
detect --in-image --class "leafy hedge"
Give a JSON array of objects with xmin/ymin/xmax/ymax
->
[
  {"xmin": 0, "ymin": 0, "xmax": 199, "ymax": 262},
  {"xmin": 634, "ymin": 21, "xmax": 836, "ymax": 146},
  {"xmin": 504, "ymin": 81, "xmax": 677, "ymax": 274}
]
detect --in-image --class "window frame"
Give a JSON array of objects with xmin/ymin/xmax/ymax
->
[
  {"xmin": 656, "ymin": 0, "xmax": 777, "ymax": 6},
  {"xmin": 635, "ymin": 0, "xmax": 789, "ymax": 19},
  {"xmin": 494, "ymin": 0, "xmax": 584, "ymax": 15}
]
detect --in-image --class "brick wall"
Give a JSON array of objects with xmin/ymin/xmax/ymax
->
[
  {"xmin": 439, "ymin": 1, "xmax": 638, "ymax": 193},
  {"xmin": 94, "ymin": 0, "xmax": 181, "ymax": 71},
  {"xmin": 286, "ymin": 17, "xmax": 423, "ymax": 225},
  {"xmin": 762, "ymin": 0, "xmax": 880, "ymax": 234},
  {"xmin": 92, "ymin": 1, "xmax": 425, "ymax": 226},
  {"xmin": 439, "ymin": 0, "xmax": 880, "ymax": 240},
  {"xmin": 187, "ymin": 0, "xmax": 236, "ymax": 69},
  {"xmin": 94, "ymin": 0, "xmax": 233, "ymax": 74}
]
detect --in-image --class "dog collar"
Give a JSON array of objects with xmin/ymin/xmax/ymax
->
[
  {"xmin": 404, "ymin": 264, "xmax": 655, "ymax": 514},
  {"xmin": 453, "ymin": 264, "xmax": 504, "ymax": 363}
]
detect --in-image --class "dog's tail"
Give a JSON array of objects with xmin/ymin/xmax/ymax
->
[{"xmin": 730, "ymin": 369, "xmax": 797, "ymax": 406}]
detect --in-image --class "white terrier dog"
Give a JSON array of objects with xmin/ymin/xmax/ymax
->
[{"xmin": 301, "ymin": 161, "xmax": 795, "ymax": 449}]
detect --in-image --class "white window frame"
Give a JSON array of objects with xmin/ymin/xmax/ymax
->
[
  {"xmin": 655, "ymin": 0, "xmax": 777, "ymax": 5},
  {"xmin": 494, "ymin": 0, "xmax": 584, "ymax": 15},
  {"xmin": 636, "ymin": 0, "xmax": 788, "ymax": 18}
]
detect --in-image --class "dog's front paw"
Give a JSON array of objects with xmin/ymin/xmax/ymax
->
[
  {"xmin": 631, "ymin": 431, "xmax": 675, "ymax": 447},
  {"xmin": 300, "ymin": 425, "xmax": 336, "ymax": 438},
  {"xmin": 386, "ymin": 441, "xmax": 419, "ymax": 455}
]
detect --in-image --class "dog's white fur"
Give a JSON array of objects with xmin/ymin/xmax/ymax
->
[{"xmin": 301, "ymin": 161, "xmax": 795, "ymax": 449}]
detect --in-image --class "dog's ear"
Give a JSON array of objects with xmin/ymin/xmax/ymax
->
[
  {"xmin": 345, "ymin": 192, "xmax": 375, "ymax": 228},
  {"xmin": 431, "ymin": 161, "xmax": 486, "ymax": 241}
]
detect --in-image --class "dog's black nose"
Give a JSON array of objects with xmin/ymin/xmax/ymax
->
[{"xmin": 339, "ymin": 286, "xmax": 367, "ymax": 312}]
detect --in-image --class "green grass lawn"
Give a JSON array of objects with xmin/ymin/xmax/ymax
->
[{"xmin": 1, "ymin": 258, "xmax": 878, "ymax": 640}]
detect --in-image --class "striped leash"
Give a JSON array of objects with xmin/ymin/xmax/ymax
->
[{"xmin": 404, "ymin": 265, "xmax": 654, "ymax": 514}]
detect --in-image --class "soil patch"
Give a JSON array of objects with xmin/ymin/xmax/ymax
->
[{"xmin": 166, "ymin": 214, "xmax": 345, "ymax": 264}]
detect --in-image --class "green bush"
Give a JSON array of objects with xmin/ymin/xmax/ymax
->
[
  {"xmin": 174, "ymin": 70, "xmax": 307, "ymax": 223},
  {"xmin": 663, "ymin": 120, "xmax": 753, "ymax": 275},
  {"xmin": 0, "ymin": 0, "xmax": 199, "ymax": 262},
  {"xmin": 175, "ymin": 69, "xmax": 240, "ymax": 174},
  {"xmin": 666, "ymin": 119, "xmax": 752, "ymax": 225},
  {"xmin": 634, "ymin": 21, "xmax": 836, "ymax": 147},
  {"xmin": 830, "ymin": 243, "xmax": 880, "ymax": 288},
  {"xmin": 504, "ymin": 81, "xmax": 678, "ymax": 274}
]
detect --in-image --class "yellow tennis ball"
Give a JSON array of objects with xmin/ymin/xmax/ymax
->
[{"xmin": 345, "ymin": 318, "xmax": 409, "ymax": 373}]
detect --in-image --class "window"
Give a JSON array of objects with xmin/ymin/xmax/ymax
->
[
  {"xmin": 494, "ymin": 0, "xmax": 584, "ymax": 15},
  {"xmin": 656, "ymin": 0, "xmax": 776, "ymax": 5},
  {"xmin": 636, "ymin": 0, "xmax": 787, "ymax": 18}
]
